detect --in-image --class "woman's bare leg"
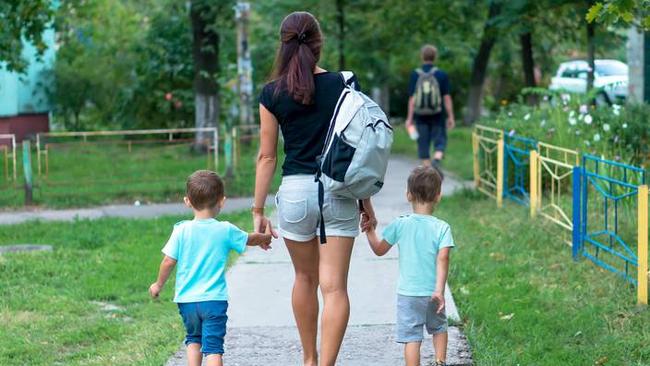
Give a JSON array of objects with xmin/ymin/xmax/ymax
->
[
  {"xmin": 318, "ymin": 236, "xmax": 354, "ymax": 366},
  {"xmin": 286, "ymin": 238, "xmax": 320, "ymax": 366}
]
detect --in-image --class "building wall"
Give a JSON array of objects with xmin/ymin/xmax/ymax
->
[
  {"xmin": 0, "ymin": 114, "xmax": 50, "ymax": 144},
  {"xmin": 0, "ymin": 28, "xmax": 56, "ymax": 117}
]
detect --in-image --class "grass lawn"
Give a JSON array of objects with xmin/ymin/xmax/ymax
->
[
  {"xmin": 0, "ymin": 210, "xmax": 251, "ymax": 366},
  {"xmin": 0, "ymin": 139, "xmax": 281, "ymax": 209},
  {"xmin": 391, "ymin": 124, "xmax": 474, "ymax": 180},
  {"xmin": 438, "ymin": 191, "xmax": 650, "ymax": 365}
]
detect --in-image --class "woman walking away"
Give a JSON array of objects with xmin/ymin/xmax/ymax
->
[{"xmin": 252, "ymin": 11, "xmax": 376, "ymax": 366}]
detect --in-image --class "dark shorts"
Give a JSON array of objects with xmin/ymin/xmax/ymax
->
[
  {"xmin": 415, "ymin": 116, "xmax": 447, "ymax": 159},
  {"xmin": 178, "ymin": 301, "xmax": 228, "ymax": 355}
]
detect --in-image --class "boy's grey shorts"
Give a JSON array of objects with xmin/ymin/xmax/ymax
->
[
  {"xmin": 275, "ymin": 175, "xmax": 360, "ymax": 242},
  {"xmin": 396, "ymin": 294, "xmax": 448, "ymax": 343}
]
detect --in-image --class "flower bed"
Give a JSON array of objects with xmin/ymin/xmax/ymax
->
[{"xmin": 482, "ymin": 96, "xmax": 650, "ymax": 168}]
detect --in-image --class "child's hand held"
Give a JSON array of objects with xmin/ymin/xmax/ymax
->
[{"xmin": 260, "ymin": 233, "xmax": 273, "ymax": 250}]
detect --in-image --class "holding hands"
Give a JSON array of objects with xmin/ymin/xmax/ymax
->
[
  {"xmin": 359, "ymin": 198, "xmax": 377, "ymax": 233},
  {"xmin": 252, "ymin": 210, "xmax": 278, "ymax": 251}
]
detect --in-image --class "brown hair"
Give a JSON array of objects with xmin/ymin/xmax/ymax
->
[
  {"xmin": 421, "ymin": 44, "xmax": 438, "ymax": 63},
  {"xmin": 407, "ymin": 166, "xmax": 442, "ymax": 204},
  {"xmin": 186, "ymin": 170, "xmax": 224, "ymax": 210},
  {"xmin": 271, "ymin": 12, "xmax": 323, "ymax": 105}
]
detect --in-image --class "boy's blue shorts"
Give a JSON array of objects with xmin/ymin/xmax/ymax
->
[{"xmin": 177, "ymin": 301, "xmax": 228, "ymax": 355}]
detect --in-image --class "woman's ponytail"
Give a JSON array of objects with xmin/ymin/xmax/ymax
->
[{"xmin": 271, "ymin": 12, "xmax": 322, "ymax": 105}]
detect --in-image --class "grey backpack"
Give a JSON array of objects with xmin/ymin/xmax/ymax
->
[
  {"xmin": 413, "ymin": 67, "xmax": 442, "ymax": 115},
  {"xmin": 316, "ymin": 71, "xmax": 393, "ymax": 242}
]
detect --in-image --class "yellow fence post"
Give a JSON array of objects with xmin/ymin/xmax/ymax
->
[
  {"xmin": 638, "ymin": 185, "xmax": 648, "ymax": 305},
  {"xmin": 472, "ymin": 131, "xmax": 480, "ymax": 188},
  {"xmin": 496, "ymin": 138, "xmax": 504, "ymax": 208},
  {"xmin": 530, "ymin": 150, "xmax": 538, "ymax": 218}
]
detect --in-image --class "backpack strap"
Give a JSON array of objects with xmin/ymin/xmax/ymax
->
[
  {"xmin": 340, "ymin": 71, "xmax": 360, "ymax": 91},
  {"xmin": 315, "ymin": 75, "xmax": 353, "ymax": 244}
]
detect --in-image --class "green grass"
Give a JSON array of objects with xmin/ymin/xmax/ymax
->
[
  {"xmin": 0, "ymin": 139, "xmax": 280, "ymax": 209},
  {"xmin": 391, "ymin": 125, "xmax": 474, "ymax": 180},
  {"xmin": 0, "ymin": 210, "xmax": 251, "ymax": 366},
  {"xmin": 437, "ymin": 191, "xmax": 650, "ymax": 365}
]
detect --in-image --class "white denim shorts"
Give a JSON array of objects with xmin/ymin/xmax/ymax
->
[{"xmin": 275, "ymin": 175, "xmax": 360, "ymax": 242}]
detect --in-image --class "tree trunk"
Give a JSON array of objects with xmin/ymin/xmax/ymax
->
[
  {"xmin": 520, "ymin": 31, "xmax": 538, "ymax": 105},
  {"xmin": 191, "ymin": 1, "xmax": 220, "ymax": 149},
  {"xmin": 336, "ymin": 0, "xmax": 345, "ymax": 70},
  {"xmin": 464, "ymin": 2, "xmax": 501, "ymax": 125},
  {"xmin": 586, "ymin": 16, "xmax": 596, "ymax": 92}
]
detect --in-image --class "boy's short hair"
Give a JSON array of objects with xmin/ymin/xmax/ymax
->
[
  {"xmin": 420, "ymin": 44, "xmax": 438, "ymax": 62},
  {"xmin": 407, "ymin": 166, "xmax": 442, "ymax": 203},
  {"xmin": 186, "ymin": 170, "xmax": 224, "ymax": 210}
]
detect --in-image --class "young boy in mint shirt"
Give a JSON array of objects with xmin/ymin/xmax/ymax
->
[
  {"xmin": 149, "ymin": 170, "xmax": 272, "ymax": 366},
  {"xmin": 363, "ymin": 166, "xmax": 454, "ymax": 366}
]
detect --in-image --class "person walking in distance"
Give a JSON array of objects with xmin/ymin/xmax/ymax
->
[{"xmin": 405, "ymin": 44, "xmax": 455, "ymax": 170}]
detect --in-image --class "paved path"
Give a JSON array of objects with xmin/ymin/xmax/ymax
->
[
  {"xmin": 0, "ymin": 197, "xmax": 272, "ymax": 225},
  {"xmin": 167, "ymin": 157, "xmax": 473, "ymax": 366},
  {"xmin": 0, "ymin": 156, "xmax": 473, "ymax": 365}
]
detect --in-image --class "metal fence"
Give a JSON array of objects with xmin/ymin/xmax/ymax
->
[
  {"xmin": 36, "ymin": 128, "xmax": 219, "ymax": 177},
  {"xmin": 0, "ymin": 127, "xmax": 263, "ymax": 207},
  {"xmin": 576, "ymin": 154, "xmax": 646, "ymax": 284},
  {"xmin": 532, "ymin": 142, "xmax": 580, "ymax": 241},
  {"xmin": 472, "ymin": 124, "xmax": 650, "ymax": 305},
  {"xmin": 0, "ymin": 134, "xmax": 17, "ymax": 183},
  {"xmin": 503, "ymin": 134, "xmax": 536, "ymax": 206},
  {"xmin": 472, "ymin": 125, "xmax": 504, "ymax": 206}
]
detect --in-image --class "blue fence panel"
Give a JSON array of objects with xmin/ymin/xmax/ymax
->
[
  {"xmin": 503, "ymin": 134, "xmax": 537, "ymax": 206},
  {"xmin": 580, "ymin": 154, "xmax": 646, "ymax": 284}
]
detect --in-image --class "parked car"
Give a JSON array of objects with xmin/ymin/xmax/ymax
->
[{"xmin": 549, "ymin": 59, "xmax": 628, "ymax": 105}]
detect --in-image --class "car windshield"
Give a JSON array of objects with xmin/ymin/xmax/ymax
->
[{"xmin": 596, "ymin": 63, "xmax": 627, "ymax": 76}]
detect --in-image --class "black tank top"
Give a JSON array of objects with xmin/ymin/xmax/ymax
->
[{"xmin": 259, "ymin": 72, "xmax": 360, "ymax": 176}]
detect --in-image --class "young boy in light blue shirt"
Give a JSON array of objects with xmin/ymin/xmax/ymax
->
[
  {"xmin": 364, "ymin": 166, "xmax": 454, "ymax": 366},
  {"xmin": 149, "ymin": 170, "xmax": 272, "ymax": 366}
]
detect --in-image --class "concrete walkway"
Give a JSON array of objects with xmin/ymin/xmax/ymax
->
[
  {"xmin": 167, "ymin": 157, "xmax": 473, "ymax": 365},
  {"xmin": 0, "ymin": 197, "xmax": 273, "ymax": 225}
]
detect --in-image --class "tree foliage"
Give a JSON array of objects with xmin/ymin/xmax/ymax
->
[
  {"xmin": 587, "ymin": 0, "xmax": 650, "ymax": 29},
  {"xmin": 0, "ymin": 0, "xmax": 53, "ymax": 72},
  {"xmin": 33, "ymin": 0, "xmax": 631, "ymax": 130}
]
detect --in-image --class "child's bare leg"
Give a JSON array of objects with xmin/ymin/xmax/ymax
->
[
  {"xmin": 433, "ymin": 332, "xmax": 448, "ymax": 362},
  {"xmin": 404, "ymin": 342, "xmax": 421, "ymax": 366},
  {"xmin": 205, "ymin": 353, "xmax": 223, "ymax": 366},
  {"xmin": 186, "ymin": 343, "xmax": 203, "ymax": 366}
]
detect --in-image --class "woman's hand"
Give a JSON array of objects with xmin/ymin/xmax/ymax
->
[
  {"xmin": 360, "ymin": 198, "xmax": 377, "ymax": 232},
  {"xmin": 360, "ymin": 212, "xmax": 377, "ymax": 233},
  {"xmin": 253, "ymin": 213, "xmax": 279, "ymax": 238}
]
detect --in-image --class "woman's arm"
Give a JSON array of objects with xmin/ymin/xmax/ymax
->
[{"xmin": 253, "ymin": 104, "xmax": 279, "ymax": 236}]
